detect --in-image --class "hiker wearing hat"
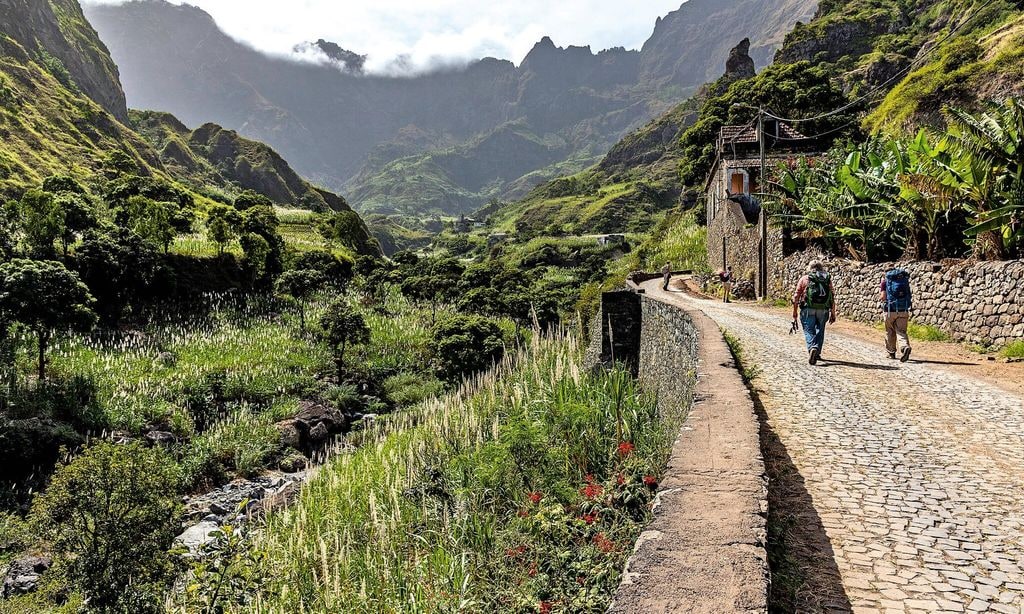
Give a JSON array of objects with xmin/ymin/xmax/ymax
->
[
  {"xmin": 792, "ymin": 260, "xmax": 836, "ymax": 365},
  {"xmin": 880, "ymin": 267, "xmax": 913, "ymax": 362}
]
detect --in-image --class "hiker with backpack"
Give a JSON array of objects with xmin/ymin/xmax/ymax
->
[
  {"xmin": 791, "ymin": 260, "xmax": 836, "ymax": 365},
  {"xmin": 719, "ymin": 266, "xmax": 734, "ymax": 303},
  {"xmin": 881, "ymin": 267, "xmax": 913, "ymax": 362},
  {"xmin": 661, "ymin": 262, "xmax": 672, "ymax": 291}
]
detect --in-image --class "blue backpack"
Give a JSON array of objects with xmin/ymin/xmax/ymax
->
[{"xmin": 885, "ymin": 269, "xmax": 912, "ymax": 312}]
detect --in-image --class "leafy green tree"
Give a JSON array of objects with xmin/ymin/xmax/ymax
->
[
  {"xmin": 318, "ymin": 299, "xmax": 370, "ymax": 379},
  {"xmin": 242, "ymin": 205, "xmax": 285, "ymax": 280},
  {"xmin": 430, "ymin": 314, "xmax": 505, "ymax": 383},
  {"xmin": 120, "ymin": 195, "xmax": 183, "ymax": 253},
  {"xmin": 53, "ymin": 192, "xmax": 98, "ymax": 257},
  {"xmin": 13, "ymin": 189, "xmax": 60, "ymax": 258},
  {"xmin": 0, "ymin": 259, "xmax": 96, "ymax": 379},
  {"xmin": 206, "ymin": 204, "xmax": 243, "ymax": 255},
  {"xmin": 276, "ymin": 268, "xmax": 327, "ymax": 332},
  {"xmin": 31, "ymin": 441, "xmax": 181, "ymax": 612},
  {"xmin": 399, "ymin": 256, "xmax": 464, "ymax": 320},
  {"xmin": 292, "ymin": 249, "xmax": 354, "ymax": 288},
  {"xmin": 41, "ymin": 174, "xmax": 87, "ymax": 195},
  {"xmin": 74, "ymin": 230, "xmax": 162, "ymax": 324},
  {"xmin": 316, "ymin": 210, "xmax": 376, "ymax": 253},
  {"xmin": 233, "ymin": 189, "xmax": 273, "ymax": 211},
  {"xmin": 240, "ymin": 232, "xmax": 272, "ymax": 285}
]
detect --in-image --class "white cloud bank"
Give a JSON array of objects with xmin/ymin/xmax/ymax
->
[{"xmin": 83, "ymin": 0, "xmax": 685, "ymax": 74}]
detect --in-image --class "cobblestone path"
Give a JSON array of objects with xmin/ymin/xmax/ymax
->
[{"xmin": 647, "ymin": 281, "xmax": 1024, "ymax": 614}]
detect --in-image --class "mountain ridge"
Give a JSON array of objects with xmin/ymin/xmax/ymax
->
[{"xmin": 84, "ymin": 0, "xmax": 819, "ymax": 215}]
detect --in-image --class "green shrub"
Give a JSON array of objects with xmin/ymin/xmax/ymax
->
[
  {"xmin": 907, "ymin": 323, "xmax": 949, "ymax": 342},
  {"xmin": 30, "ymin": 442, "xmax": 181, "ymax": 612},
  {"xmin": 383, "ymin": 371, "xmax": 445, "ymax": 407},
  {"xmin": 1001, "ymin": 340, "xmax": 1024, "ymax": 358},
  {"xmin": 430, "ymin": 314, "xmax": 506, "ymax": 383}
]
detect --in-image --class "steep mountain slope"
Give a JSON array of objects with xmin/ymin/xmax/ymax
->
[
  {"xmin": 489, "ymin": 0, "xmax": 1024, "ymax": 240},
  {"xmin": 0, "ymin": 0, "xmax": 377, "ymax": 252},
  {"xmin": 84, "ymin": 0, "xmax": 818, "ymax": 215}
]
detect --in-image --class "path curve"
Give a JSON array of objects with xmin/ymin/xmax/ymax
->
[{"xmin": 643, "ymin": 278, "xmax": 1024, "ymax": 614}]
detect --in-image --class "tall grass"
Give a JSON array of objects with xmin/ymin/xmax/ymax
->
[{"xmin": 243, "ymin": 330, "xmax": 684, "ymax": 613}]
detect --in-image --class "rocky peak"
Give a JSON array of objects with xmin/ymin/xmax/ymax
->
[
  {"xmin": 294, "ymin": 39, "xmax": 367, "ymax": 74},
  {"xmin": 725, "ymin": 38, "xmax": 756, "ymax": 79}
]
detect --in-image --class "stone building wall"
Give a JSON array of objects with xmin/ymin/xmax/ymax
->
[
  {"xmin": 706, "ymin": 206, "xmax": 784, "ymax": 297},
  {"xmin": 774, "ymin": 250, "xmax": 1024, "ymax": 348}
]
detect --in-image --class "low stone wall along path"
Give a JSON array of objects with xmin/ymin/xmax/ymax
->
[{"xmin": 643, "ymin": 278, "xmax": 1024, "ymax": 614}]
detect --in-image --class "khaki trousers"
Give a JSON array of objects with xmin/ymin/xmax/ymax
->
[
  {"xmin": 885, "ymin": 311, "xmax": 911, "ymax": 354},
  {"xmin": 722, "ymin": 282, "xmax": 732, "ymax": 301}
]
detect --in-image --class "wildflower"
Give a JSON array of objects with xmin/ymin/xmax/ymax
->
[
  {"xmin": 593, "ymin": 533, "xmax": 615, "ymax": 553},
  {"xmin": 528, "ymin": 491, "xmax": 543, "ymax": 504},
  {"xmin": 579, "ymin": 513, "xmax": 597, "ymax": 525},
  {"xmin": 617, "ymin": 441, "xmax": 634, "ymax": 457},
  {"xmin": 539, "ymin": 601, "xmax": 552, "ymax": 614},
  {"xmin": 584, "ymin": 474, "xmax": 595, "ymax": 484},
  {"xmin": 581, "ymin": 482, "xmax": 603, "ymax": 499},
  {"xmin": 517, "ymin": 509, "xmax": 530, "ymax": 518},
  {"xmin": 616, "ymin": 473, "xmax": 625, "ymax": 486},
  {"xmin": 528, "ymin": 561, "xmax": 538, "ymax": 577},
  {"xmin": 506, "ymin": 545, "xmax": 527, "ymax": 558},
  {"xmin": 642, "ymin": 475, "xmax": 657, "ymax": 488}
]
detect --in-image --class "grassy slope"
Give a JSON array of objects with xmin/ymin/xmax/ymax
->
[{"xmin": 0, "ymin": 33, "xmax": 162, "ymax": 197}]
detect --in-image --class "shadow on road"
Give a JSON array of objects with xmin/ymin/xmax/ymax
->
[
  {"xmin": 910, "ymin": 359, "xmax": 977, "ymax": 366},
  {"xmin": 751, "ymin": 385, "xmax": 853, "ymax": 613},
  {"xmin": 818, "ymin": 359, "xmax": 899, "ymax": 371}
]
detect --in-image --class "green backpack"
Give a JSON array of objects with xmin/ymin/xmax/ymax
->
[{"xmin": 804, "ymin": 271, "xmax": 832, "ymax": 309}]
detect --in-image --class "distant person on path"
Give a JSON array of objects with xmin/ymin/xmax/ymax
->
[
  {"xmin": 719, "ymin": 266, "xmax": 734, "ymax": 303},
  {"xmin": 661, "ymin": 262, "xmax": 672, "ymax": 291},
  {"xmin": 792, "ymin": 260, "xmax": 836, "ymax": 365},
  {"xmin": 881, "ymin": 267, "xmax": 913, "ymax": 362}
]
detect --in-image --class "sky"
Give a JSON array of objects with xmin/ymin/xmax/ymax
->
[{"xmin": 83, "ymin": 0, "xmax": 685, "ymax": 74}]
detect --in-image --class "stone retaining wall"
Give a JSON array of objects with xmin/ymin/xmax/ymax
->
[
  {"xmin": 591, "ymin": 289, "xmax": 768, "ymax": 613},
  {"xmin": 774, "ymin": 251, "xmax": 1024, "ymax": 348}
]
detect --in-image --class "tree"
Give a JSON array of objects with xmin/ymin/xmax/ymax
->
[
  {"xmin": 53, "ymin": 191, "xmax": 98, "ymax": 257},
  {"xmin": 0, "ymin": 259, "xmax": 97, "ymax": 379},
  {"xmin": 399, "ymin": 256, "xmax": 464, "ymax": 320},
  {"xmin": 292, "ymin": 249, "xmax": 354, "ymax": 288},
  {"xmin": 13, "ymin": 189, "xmax": 59, "ymax": 258},
  {"xmin": 233, "ymin": 189, "xmax": 272, "ymax": 211},
  {"xmin": 242, "ymin": 205, "xmax": 285, "ymax": 280},
  {"xmin": 275, "ymin": 268, "xmax": 327, "ymax": 332},
  {"xmin": 74, "ymin": 229, "xmax": 162, "ymax": 324},
  {"xmin": 430, "ymin": 314, "xmax": 505, "ymax": 383},
  {"xmin": 316, "ymin": 210, "xmax": 374, "ymax": 253},
  {"xmin": 206, "ymin": 204, "xmax": 243, "ymax": 255},
  {"xmin": 31, "ymin": 441, "xmax": 181, "ymax": 611},
  {"xmin": 121, "ymin": 195, "xmax": 181, "ymax": 253},
  {"xmin": 318, "ymin": 299, "xmax": 370, "ymax": 380}
]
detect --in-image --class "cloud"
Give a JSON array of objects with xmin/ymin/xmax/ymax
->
[{"xmin": 82, "ymin": 0, "xmax": 684, "ymax": 74}]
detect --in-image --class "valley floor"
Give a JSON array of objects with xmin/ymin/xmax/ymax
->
[{"xmin": 646, "ymin": 278, "xmax": 1024, "ymax": 614}]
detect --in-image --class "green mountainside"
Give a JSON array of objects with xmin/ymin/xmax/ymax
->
[
  {"xmin": 0, "ymin": 0, "xmax": 377, "ymax": 254},
  {"xmin": 487, "ymin": 0, "xmax": 1024, "ymax": 240}
]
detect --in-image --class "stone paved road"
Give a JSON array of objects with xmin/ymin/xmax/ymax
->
[{"xmin": 645, "ymin": 280, "xmax": 1024, "ymax": 614}]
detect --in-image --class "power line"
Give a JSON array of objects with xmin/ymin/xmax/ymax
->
[{"xmin": 761, "ymin": 0, "xmax": 1000, "ymax": 125}]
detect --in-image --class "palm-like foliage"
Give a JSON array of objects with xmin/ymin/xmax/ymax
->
[{"xmin": 767, "ymin": 97, "xmax": 1024, "ymax": 261}]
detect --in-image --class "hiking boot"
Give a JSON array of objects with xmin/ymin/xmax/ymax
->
[
  {"xmin": 809, "ymin": 347, "xmax": 820, "ymax": 365},
  {"xmin": 887, "ymin": 352, "xmax": 897, "ymax": 360},
  {"xmin": 900, "ymin": 346, "xmax": 912, "ymax": 363}
]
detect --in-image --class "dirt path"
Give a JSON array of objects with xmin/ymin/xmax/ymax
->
[{"xmin": 644, "ymin": 278, "xmax": 1024, "ymax": 614}]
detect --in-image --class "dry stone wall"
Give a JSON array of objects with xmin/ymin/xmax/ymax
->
[{"xmin": 774, "ymin": 250, "xmax": 1024, "ymax": 347}]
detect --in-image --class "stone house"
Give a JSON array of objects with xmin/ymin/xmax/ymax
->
[{"xmin": 704, "ymin": 119, "xmax": 823, "ymax": 297}]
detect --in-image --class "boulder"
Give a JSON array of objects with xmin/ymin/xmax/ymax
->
[
  {"xmin": 2, "ymin": 555, "xmax": 52, "ymax": 597},
  {"xmin": 273, "ymin": 400, "xmax": 349, "ymax": 453},
  {"xmin": 144, "ymin": 430, "xmax": 176, "ymax": 446},
  {"xmin": 174, "ymin": 520, "xmax": 220, "ymax": 553}
]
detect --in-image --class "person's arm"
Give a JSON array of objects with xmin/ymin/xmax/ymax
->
[
  {"xmin": 829, "ymin": 279, "xmax": 838, "ymax": 323},
  {"xmin": 879, "ymin": 278, "xmax": 887, "ymax": 303},
  {"xmin": 791, "ymin": 278, "xmax": 805, "ymax": 320}
]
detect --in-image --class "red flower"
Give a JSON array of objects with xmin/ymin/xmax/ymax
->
[
  {"xmin": 617, "ymin": 441, "xmax": 635, "ymax": 457},
  {"xmin": 581, "ymin": 482, "xmax": 603, "ymax": 499},
  {"xmin": 642, "ymin": 475, "xmax": 658, "ymax": 488},
  {"xmin": 528, "ymin": 562, "xmax": 538, "ymax": 577},
  {"xmin": 616, "ymin": 472, "xmax": 625, "ymax": 486},
  {"xmin": 518, "ymin": 509, "xmax": 530, "ymax": 518},
  {"xmin": 593, "ymin": 533, "xmax": 615, "ymax": 553},
  {"xmin": 506, "ymin": 545, "xmax": 527, "ymax": 558},
  {"xmin": 539, "ymin": 601, "xmax": 552, "ymax": 614},
  {"xmin": 584, "ymin": 474, "xmax": 596, "ymax": 484},
  {"xmin": 528, "ymin": 491, "xmax": 543, "ymax": 504},
  {"xmin": 579, "ymin": 513, "xmax": 597, "ymax": 525}
]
